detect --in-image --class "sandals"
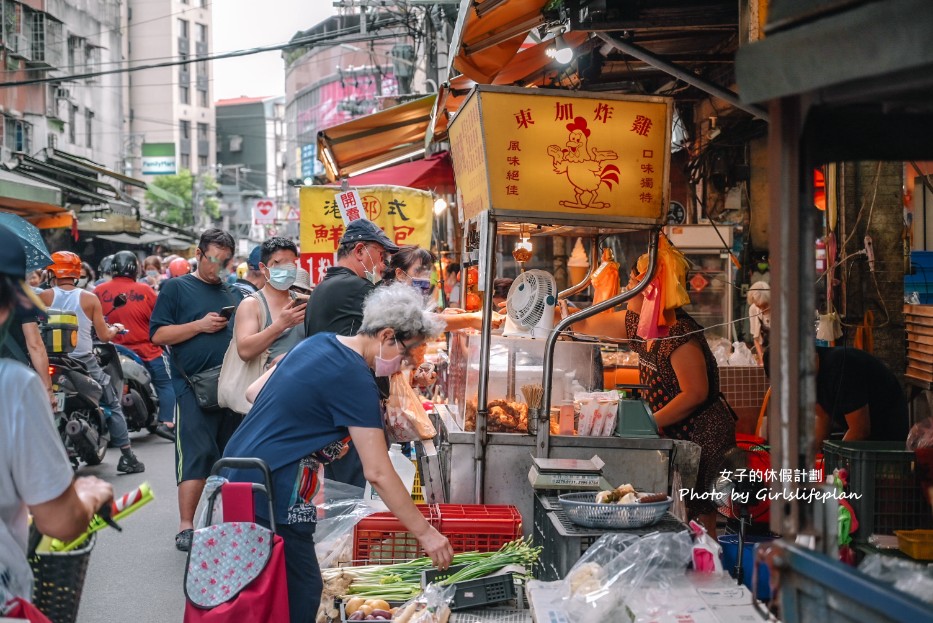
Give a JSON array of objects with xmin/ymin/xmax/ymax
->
[{"xmin": 175, "ymin": 528, "xmax": 194, "ymax": 552}]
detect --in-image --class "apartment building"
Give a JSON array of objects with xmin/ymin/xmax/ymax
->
[
  {"xmin": 125, "ymin": 0, "xmax": 214, "ymax": 191},
  {"xmin": 215, "ymin": 95, "xmax": 286, "ymax": 240},
  {"xmin": 0, "ymin": 0, "xmax": 146, "ymax": 234}
]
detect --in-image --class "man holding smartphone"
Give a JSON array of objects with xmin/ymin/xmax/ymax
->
[{"xmin": 150, "ymin": 229, "xmax": 243, "ymax": 552}]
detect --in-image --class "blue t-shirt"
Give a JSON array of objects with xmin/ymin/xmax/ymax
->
[
  {"xmin": 149, "ymin": 274, "xmax": 243, "ymax": 377},
  {"xmin": 222, "ymin": 333, "xmax": 383, "ymax": 524}
]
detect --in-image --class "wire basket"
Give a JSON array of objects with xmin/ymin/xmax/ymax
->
[
  {"xmin": 29, "ymin": 533, "xmax": 96, "ymax": 623},
  {"xmin": 558, "ymin": 493, "xmax": 672, "ymax": 529}
]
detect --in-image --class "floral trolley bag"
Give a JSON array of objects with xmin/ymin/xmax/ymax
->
[{"xmin": 183, "ymin": 458, "xmax": 289, "ymax": 622}]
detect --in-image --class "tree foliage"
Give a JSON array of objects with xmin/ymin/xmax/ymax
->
[{"xmin": 144, "ymin": 170, "xmax": 220, "ymax": 227}]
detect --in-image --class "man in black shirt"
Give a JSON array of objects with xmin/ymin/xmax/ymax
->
[
  {"xmin": 814, "ymin": 346, "xmax": 909, "ymax": 447},
  {"xmin": 151, "ymin": 228, "xmax": 243, "ymax": 552},
  {"xmin": 303, "ymin": 219, "xmax": 399, "ymax": 487}
]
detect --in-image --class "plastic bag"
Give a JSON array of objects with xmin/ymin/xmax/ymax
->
[
  {"xmin": 728, "ymin": 342, "xmax": 757, "ymax": 366},
  {"xmin": 315, "ymin": 479, "xmax": 379, "ymax": 569},
  {"xmin": 386, "ymin": 373, "xmax": 437, "ymax": 442},
  {"xmin": 689, "ymin": 520, "xmax": 722, "ymax": 573},
  {"xmin": 907, "ymin": 418, "xmax": 933, "ymax": 451},
  {"xmin": 390, "ymin": 583, "xmax": 455, "ymax": 623},
  {"xmin": 859, "ymin": 553, "xmax": 933, "ymax": 605},
  {"xmin": 558, "ymin": 531, "xmax": 694, "ymax": 623}
]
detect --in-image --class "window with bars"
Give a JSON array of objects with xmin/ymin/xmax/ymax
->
[{"xmin": 4, "ymin": 117, "xmax": 32, "ymax": 153}]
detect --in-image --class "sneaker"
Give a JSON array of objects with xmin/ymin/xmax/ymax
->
[
  {"xmin": 175, "ymin": 528, "xmax": 194, "ymax": 552},
  {"xmin": 117, "ymin": 451, "xmax": 145, "ymax": 474},
  {"xmin": 153, "ymin": 423, "xmax": 176, "ymax": 442}
]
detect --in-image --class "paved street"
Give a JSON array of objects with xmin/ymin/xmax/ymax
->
[{"xmin": 75, "ymin": 431, "xmax": 186, "ymax": 622}]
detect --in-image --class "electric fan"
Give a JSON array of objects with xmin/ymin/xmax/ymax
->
[
  {"xmin": 712, "ymin": 436, "xmax": 771, "ymax": 587},
  {"xmin": 502, "ymin": 270, "xmax": 557, "ymax": 339}
]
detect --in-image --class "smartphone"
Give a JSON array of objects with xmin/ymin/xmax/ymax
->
[{"xmin": 219, "ymin": 305, "xmax": 236, "ymax": 320}]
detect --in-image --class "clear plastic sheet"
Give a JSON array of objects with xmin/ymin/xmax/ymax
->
[
  {"xmin": 858, "ymin": 553, "xmax": 933, "ymax": 604},
  {"xmin": 529, "ymin": 530, "xmax": 695, "ymax": 623},
  {"xmin": 315, "ymin": 479, "xmax": 379, "ymax": 569}
]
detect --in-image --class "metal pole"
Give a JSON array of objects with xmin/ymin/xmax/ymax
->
[
  {"xmin": 595, "ymin": 32, "xmax": 770, "ymax": 122},
  {"xmin": 473, "ymin": 216, "xmax": 497, "ymax": 503},
  {"xmin": 538, "ymin": 229, "xmax": 661, "ymax": 455}
]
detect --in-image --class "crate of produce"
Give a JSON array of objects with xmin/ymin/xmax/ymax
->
[
  {"xmin": 352, "ymin": 505, "xmax": 438, "ymax": 563},
  {"xmin": 895, "ymin": 529, "xmax": 933, "ymax": 561},
  {"xmin": 435, "ymin": 504, "xmax": 523, "ymax": 553},
  {"xmin": 422, "ymin": 565, "xmax": 516, "ymax": 610},
  {"xmin": 822, "ymin": 441, "xmax": 933, "ymax": 538}
]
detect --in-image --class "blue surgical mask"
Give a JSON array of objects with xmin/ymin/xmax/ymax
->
[
  {"xmin": 146, "ymin": 270, "xmax": 159, "ymax": 279},
  {"xmin": 268, "ymin": 264, "xmax": 297, "ymax": 290},
  {"xmin": 411, "ymin": 278, "xmax": 432, "ymax": 295}
]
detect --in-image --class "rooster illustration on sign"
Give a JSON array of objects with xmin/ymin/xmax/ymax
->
[{"xmin": 546, "ymin": 117, "xmax": 620, "ymax": 209}]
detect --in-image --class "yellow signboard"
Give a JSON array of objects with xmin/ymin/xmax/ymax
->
[
  {"xmin": 448, "ymin": 86, "xmax": 673, "ymax": 226},
  {"xmin": 299, "ymin": 185, "xmax": 433, "ymax": 284}
]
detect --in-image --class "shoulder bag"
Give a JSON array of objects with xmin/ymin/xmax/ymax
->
[{"xmin": 218, "ymin": 293, "xmax": 269, "ymax": 414}]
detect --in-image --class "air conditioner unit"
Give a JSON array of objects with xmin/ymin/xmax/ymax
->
[{"xmin": 0, "ymin": 147, "xmax": 13, "ymax": 164}]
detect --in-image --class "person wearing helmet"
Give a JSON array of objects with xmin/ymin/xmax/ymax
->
[
  {"xmin": 39, "ymin": 251, "xmax": 145, "ymax": 474},
  {"xmin": 168, "ymin": 258, "xmax": 191, "ymax": 278},
  {"xmin": 95, "ymin": 254, "xmax": 115, "ymax": 287},
  {"xmin": 0, "ymin": 226, "xmax": 114, "ymax": 607},
  {"xmin": 95, "ymin": 251, "xmax": 177, "ymax": 442}
]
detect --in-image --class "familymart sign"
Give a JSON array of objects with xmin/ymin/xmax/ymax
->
[{"xmin": 141, "ymin": 143, "xmax": 177, "ymax": 175}]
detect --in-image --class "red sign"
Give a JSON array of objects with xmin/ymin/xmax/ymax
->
[{"xmin": 253, "ymin": 198, "xmax": 275, "ymax": 225}]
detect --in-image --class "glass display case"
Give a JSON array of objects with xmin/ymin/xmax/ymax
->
[{"xmin": 447, "ymin": 333, "xmax": 603, "ymax": 432}]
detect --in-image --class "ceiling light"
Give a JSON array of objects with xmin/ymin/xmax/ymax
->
[{"xmin": 545, "ymin": 34, "xmax": 574, "ymax": 65}]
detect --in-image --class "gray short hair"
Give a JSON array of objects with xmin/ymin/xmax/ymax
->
[
  {"xmin": 747, "ymin": 281, "xmax": 770, "ymax": 307},
  {"xmin": 359, "ymin": 282, "xmax": 446, "ymax": 341}
]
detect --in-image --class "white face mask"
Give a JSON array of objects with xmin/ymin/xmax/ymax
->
[
  {"xmin": 76, "ymin": 277, "xmax": 89, "ymax": 289},
  {"xmin": 363, "ymin": 248, "xmax": 383, "ymax": 285}
]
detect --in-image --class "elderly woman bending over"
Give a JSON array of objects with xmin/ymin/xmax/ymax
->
[{"xmin": 222, "ymin": 283, "xmax": 453, "ymax": 623}]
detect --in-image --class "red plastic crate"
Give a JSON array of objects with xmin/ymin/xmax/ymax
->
[
  {"xmin": 352, "ymin": 504, "xmax": 437, "ymax": 563},
  {"xmin": 435, "ymin": 504, "xmax": 523, "ymax": 553}
]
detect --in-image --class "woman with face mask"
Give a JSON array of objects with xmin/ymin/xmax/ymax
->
[
  {"xmin": 234, "ymin": 237, "xmax": 308, "ymax": 370},
  {"xmin": 223, "ymin": 283, "xmax": 453, "ymax": 623},
  {"xmin": 77, "ymin": 262, "xmax": 96, "ymax": 291}
]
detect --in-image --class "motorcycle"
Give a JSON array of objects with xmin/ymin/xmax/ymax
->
[
  {"xmin": 100, "ymin": 293, "xmax": 160, "ymax": 435},
  {"xmin": 47, "ymin": 349, "xmax": 110, "ymax": 469}
]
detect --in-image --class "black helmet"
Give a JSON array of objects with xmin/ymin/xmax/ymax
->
[
  {"xmin": 98, "ymin": 254, "xmax": 115, "ymax": 276},
  {"xmin": 111, "ymin": 251, "xmax": 139, "ymax": 279}
]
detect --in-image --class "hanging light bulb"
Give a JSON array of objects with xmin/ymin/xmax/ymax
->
[
  {"xmin": 433, "ymin": 197, "xmax": 448, "ymax": 215},
  {"xmin": 513, "ymin": 237, "xmax": 532, "ymax": 265},
  {"xmin": 546, "ymin": 34, "xmax": 574, "ymax": 65}
]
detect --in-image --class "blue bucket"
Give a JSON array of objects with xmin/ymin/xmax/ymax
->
[{"xmin": 719, "ymin": 534, "xmax": 775, "ymax": 600}]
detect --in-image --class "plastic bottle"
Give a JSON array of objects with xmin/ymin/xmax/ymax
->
[{"xmin": 363, "ymin": 444, "xmax": 417, "ymax": 510}]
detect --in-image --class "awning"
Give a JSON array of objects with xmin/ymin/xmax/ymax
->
[
  {"xmin": 347, "ymin": 151, "xmax": 455, "ymax": 192},
  {"xmin": 318, "ymin": 95, "xmax": 436, "ymax": 181},
  {"xmin": 0, "ymin": 169, "xmax": 71, "ymax": 228},
  {"xmin": 95, "ymin": 232, "xmax": 163, "ymax": 245},
  {"xmin": 4, "ymin": 149, "xmax": 138, "ymax": 213},
  {"xmin": 448, "ymin": 0, "xmax": 549, "ymax": 83},
  {"xmin": 431, "ymin": 31, "xmax": 591, "ymax": 142},
  {"xmin": 47, "ymin": 149, "xmax": 147, "ymax": 190}
]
